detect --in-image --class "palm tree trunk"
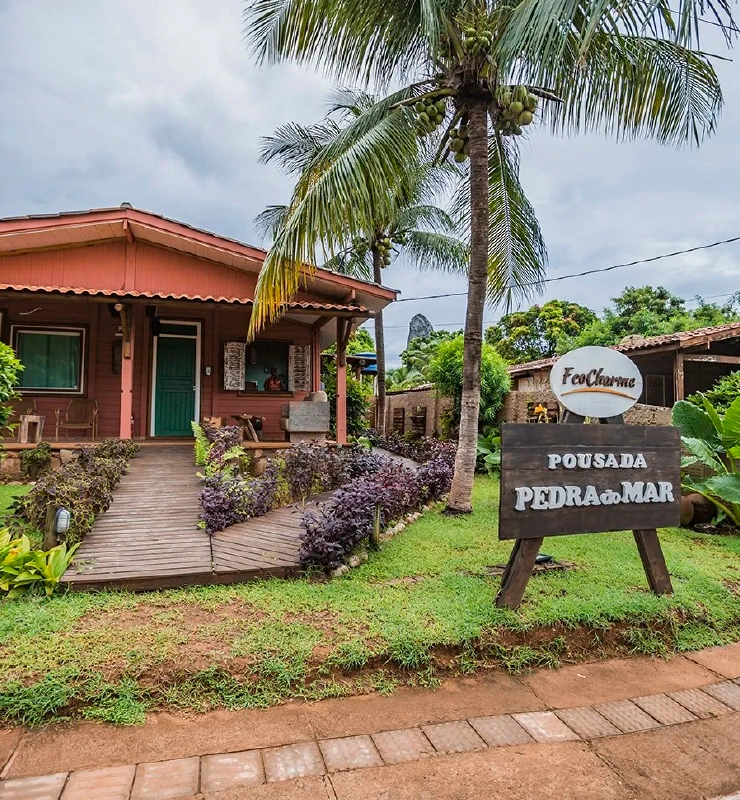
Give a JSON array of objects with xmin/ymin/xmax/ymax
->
[
  {"xmin": 372, "ymin": 247, "xmax": 387, "ymax": 434},
  {"xmin": 446, "ymin": 102, "xmax": 489, "ymax": 513}
]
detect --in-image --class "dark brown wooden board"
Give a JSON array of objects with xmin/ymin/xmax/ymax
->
[{"xmin": 499, "ymin": 423, "xmax": 680, "ymax": 540}]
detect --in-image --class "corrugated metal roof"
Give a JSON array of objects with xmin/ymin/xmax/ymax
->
[
  {"xmin": 0, "ymin": 282, "xmax": 371, "ymax": 314},
  {"xmin": 507, "ymin": 321, "xmax": 740, "ymax": 375}
]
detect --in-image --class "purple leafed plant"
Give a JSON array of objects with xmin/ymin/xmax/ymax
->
[{"xmin": 298, "ymin": 452, "xmax": 453, "ymax": 572}]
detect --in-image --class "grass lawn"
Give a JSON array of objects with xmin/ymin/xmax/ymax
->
[
  {"xmin": 0, "ymin": 483, "xmax": 29, "ymax": 520},
  {"xmin": 0, "ymin": 475, "xmax": 739, "ymax": 726}
]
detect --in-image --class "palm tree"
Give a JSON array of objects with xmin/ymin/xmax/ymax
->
[
  {"xmin": 385, "ymin": 365, "xmax": 427, "ymax": 391},
  {"xmin": 244, "ymin": 0, "xmax": 732, "ymax": 512},
  {"xmin": 256, "ymin": 91, "xmax": 468, "ymax": 433}
]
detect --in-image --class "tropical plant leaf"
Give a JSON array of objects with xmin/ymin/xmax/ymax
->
[
  {"xmin": 701, "ymin": 393, "xmax": 724, "ymax": 438},
  {"xmin": 705, "ymin": 473, "xmax": 740, "ymax": 504},
  {"xmin": 672, "ymin": 400, "xmax": 720, "ymax": 444},
  {"xmin": 681, "ymin": 437, "xmax": 726, "ymax": 474},
  {"xmin": 720, "ymin": 396, "xmax": 740, "ymax": 450}
]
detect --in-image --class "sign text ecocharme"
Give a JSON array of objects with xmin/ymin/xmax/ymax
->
[{"xmin": 550, "ymin": 346, "xmax": 643, "ymax": 418}]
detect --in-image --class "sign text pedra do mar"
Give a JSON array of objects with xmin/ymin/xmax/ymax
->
[{"xmin": 496, "ymin": 346, "xmax": 680, "ymax": 609}]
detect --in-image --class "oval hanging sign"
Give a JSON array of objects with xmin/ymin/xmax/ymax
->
[{"xmin": 550, "ymin": 346, "xmax": 643, "ymax": 418}]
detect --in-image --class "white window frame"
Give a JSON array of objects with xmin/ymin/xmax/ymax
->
[{"xmin": 11, "ymin": 325, "xmax": 86, "ymax": 395}]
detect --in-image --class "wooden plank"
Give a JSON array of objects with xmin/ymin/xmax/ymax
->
[
  {"xmin": 495, "ymin": 538, "xmax": 543, "ymax": 609},
  {"xmin": 633, "ymin": 529, "xmax": 673, "ymax": 594}
]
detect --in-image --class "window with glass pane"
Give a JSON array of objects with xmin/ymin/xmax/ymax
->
[{"xmin": 16, "ymin": 330, "xmax": 83, "ymax": 391}]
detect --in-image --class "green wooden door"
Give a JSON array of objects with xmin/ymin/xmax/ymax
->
[{"xmin": 154, "ymin": 336, "xmax": 196, "ymax": 436}]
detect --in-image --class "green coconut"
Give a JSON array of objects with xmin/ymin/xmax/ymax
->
[
  {"xmin": 418, "ymin": 112, "xmax": 430, "ymax": 123},
  {"xmin": 454, "ymin": 151, "xmax": 467, "ymax": 162},
  {"xmin": 435, "ymin": 99, "xmax": 446, "ymax": 114},
  {"xmin": 450, "ymin": 137, "xmax": 464, "ymax": 152},
  {"xmin": 509, "ymin": 100, "xmax": 523, "ymax": 115},
  {"xmin": 515, "ymin": 85, "xmax": 528, "ymax": 102},
  {"xmin": 525, "ymin": 94, "xmax": 537, "ymax": 111}
]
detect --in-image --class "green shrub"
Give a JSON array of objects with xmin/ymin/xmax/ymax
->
[
  {"xmin": 687, "ymin": 370, "xmax": 740, "ymax": 414},
  {"xmin": 426, "ymin": 337, "xmax": 510, "ymax": 437},
  {"xmin": 0, "ymin": 343, "xmax": 22, "ymax": 436},
  {"xmin": 20, "ymin": 442, "xmax": 52, "ymax": 480},
  {"xmin": 674, "ymin": 395, "xmax": 740, "ymax": 527},
  {"xmin": 13, "ymin": 438, "xmax": 139, "ymax": 545}
]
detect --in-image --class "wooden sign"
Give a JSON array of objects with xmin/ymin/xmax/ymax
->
[
  {"xmin": 223, "ymin": 342, "xmax": 246, "ymax": 391},
  {"xmin": 550, "ymin": 346, "xmax": 643, "ymax": 418},
  {"xmin": 499, "ymin": 424, "xmax": 680, "ymax": 540},
  {"xmin": 496, "ymin": 421, "xmax": 680, "ymax": 609}
]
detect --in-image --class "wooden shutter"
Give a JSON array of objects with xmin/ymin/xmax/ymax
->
[
  {"xmin": 288, "ymin": 344, "xmax": 311, "ymax": 391},
  {"xmin": 223, "ymin": 342, "xmax": 246, "ymax": 391}
]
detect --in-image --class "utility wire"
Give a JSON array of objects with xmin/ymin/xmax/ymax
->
[{"xmin": 392, "ymin": 234, "xmax": 740, "ymax": 303}]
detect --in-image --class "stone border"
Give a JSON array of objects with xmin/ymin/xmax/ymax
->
[{"xmin": 1, "ymin": 679, "xmax": 738, "ymax": 799}]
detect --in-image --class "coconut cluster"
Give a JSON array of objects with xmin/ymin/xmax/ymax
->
[
  {"xmin": 461, "ymin": 25, "xmax": 493, "ymax": 55},
  {"xmin": 414, "ymin": 96, "xmax": 448, "ymax": 137},
  {"xmin": 448, "ymin": 125, "xmax": 471, "ymax": 163},
  {"xmin": 496, "ymin": 85, "xmax": 538, "ymax": 136},
  {"xmin": 376, "ymin": 236, "xmax": 393, "ymax": 267}
]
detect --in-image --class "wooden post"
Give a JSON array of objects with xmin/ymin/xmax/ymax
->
[
  {"xmin": 674, "ymin": 351, "xmax": 685, "ymax": 403},
  {"xmin": 43, "ymin": 504, "xmax": 57, "ymax": 550},
  {"xmin": 118, "ymin": 304, "xmax": 134, "ymax": 439},
  {"xmin": 336, "ymin": 318, "xmax": 351, "ymax": 444},
  {"xmin": 370, "ymin": 504, "xmax": 381, "ymax": 549}
]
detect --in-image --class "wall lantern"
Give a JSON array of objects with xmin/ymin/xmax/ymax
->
[{"xmin": 54, "ymin": 508, "xmax": 72, "ymax": 536}]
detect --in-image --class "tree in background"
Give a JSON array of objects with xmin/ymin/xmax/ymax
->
[
  {"xmin": 426, "ymin": 337, "xmax": 510, "ymax": 438},
  {"xmin": 562, "ymin": 287, "xmax": 740, "ymax": 350},
  {"xmin": 401, "ymin": 330, "xmax": 462, "ymax": 375},
  {"xmin": 244, "ymin": 0, "xmax": 731, "ymax": 512},
  {"xmin": 256, "ymin": 91, "xmax": 467, "ymax": 435},
  {"xmin": 322, "ymin": 330, "xmax": 376, "ymax": 439},
  {"xmin": 485, "ymin": 300, "xmax": 595, "ymax": 363},
  {"xmin": 385, "ymin": 365, "xmax": 427, "ymax": 392}
]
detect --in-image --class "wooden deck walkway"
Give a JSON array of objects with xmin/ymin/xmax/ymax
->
[{"xmin": 62, "ymin": 447, "xmax": 303, "ymax": 592}]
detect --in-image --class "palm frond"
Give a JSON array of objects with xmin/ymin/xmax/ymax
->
[
  {"xmin": 243, "ymin": 0, "xmax": 443, "ymax": 86},
  {"xmin": 451, "ymin": 130, "xmax": 546, "ymax": 309},
  {"xmin": 527, "ymin": 32, "xmax": 723, "ymax": 146},
  {"xmin": 396, "ymin": 203, "xmax": 456, "ymax": 234},
  {"xmin": 321, "ymin": 249, "xmax": 373, "ymax": 280},
  {"xmin": 254, "ymin": 204, "xmax": 290, "ymax": 241},
  {"xmin": 402, "ymin": 230, "xmax": 469, "ymax": 273},
  {"xmin": 249, "ymin": 93, "xmax": 422, "ymax": 335},
  {"xmin": 259, "ymin": 120, "xmax": 340, "ymax": 173}
]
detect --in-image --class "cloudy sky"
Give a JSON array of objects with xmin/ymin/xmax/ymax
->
[{"xmin": 1, "ymin": 1, "xmax": 739, "ymax": 364}]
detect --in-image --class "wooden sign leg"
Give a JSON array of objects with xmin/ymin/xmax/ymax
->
[
  {"xmin": 496, "ymin": 537, "xmax": 544, "ymax": 609},
  {"xmin": 633, "ymin": 529, "xmax": 673, "ymax": 594}
]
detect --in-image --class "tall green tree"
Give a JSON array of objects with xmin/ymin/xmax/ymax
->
[
  {"xmin": 564, "ymin": 287, "xmax": 740, "ymax": 350},
  {"xmin": 256, "ymin": 91, "xmax": 467, "ymax": 434},
  {"xmin": 485, "ymin": 299, "xmax": 596, "ymax": 363},
  {"xmin": 244, "ymin": 0, "xmax": 732, "ymax": 512}
]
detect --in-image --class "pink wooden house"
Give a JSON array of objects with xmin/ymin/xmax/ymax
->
[{"xmin": 0, "ymin": 205, "xmax": 395, "ymax": 445}]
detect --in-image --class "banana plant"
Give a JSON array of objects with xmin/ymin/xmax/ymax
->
[{"xmin": 673, "ymin": 395, "xmax": 740, "ymax": 527}]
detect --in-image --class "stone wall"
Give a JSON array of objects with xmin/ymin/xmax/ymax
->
[
  {"xmin": 502, "ymin": 389, "xmax": 673, "ymax": 425},
  {"xmin": 383, "ymin": 388, "xmax": 453, "ymax": 438},
  {"xmin": 0, "ymin": 448, "xmax": 79, "ymax": 483}
]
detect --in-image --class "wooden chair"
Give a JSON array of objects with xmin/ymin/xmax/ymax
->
[
  {"xmin": 55, "ymin": 399, "xmax": 98, "ymax": 441},
  {"xmin": 8, "ymin": 398, "xmax": 36, "ymax": 440}
]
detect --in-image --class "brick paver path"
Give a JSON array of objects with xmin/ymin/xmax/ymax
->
[{"xmin": 1, "ymin": 678, "xmax": 737, "ymax": 800}]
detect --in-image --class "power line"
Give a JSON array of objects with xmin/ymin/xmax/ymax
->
[
  {"xmin": 364, "ymin": 290, "xmax": 740, "ymax": 330},
  {"xmin": 392, "ymin": 234, "xmax": 740, "ymax": 303}
]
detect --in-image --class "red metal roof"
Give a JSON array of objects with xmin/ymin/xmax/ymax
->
[
  {"xmin": 0, "ymin": 282, "xmax": 372, "ymax": 314},
  {"xmin": 508, "ymin": 322, "xmax": 740, "ymax": 375}
]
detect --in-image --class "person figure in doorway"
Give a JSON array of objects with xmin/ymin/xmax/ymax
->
[{"xmin": 264, "ymin": 367, "xmax": 285, "ymax": 392}]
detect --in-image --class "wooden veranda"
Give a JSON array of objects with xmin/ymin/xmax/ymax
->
[{"xmin": 61, "ymin": 447, "xmax": 304, "ymax": 591}]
